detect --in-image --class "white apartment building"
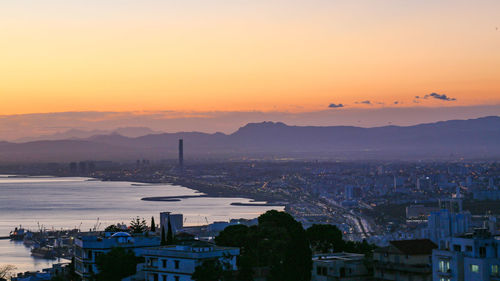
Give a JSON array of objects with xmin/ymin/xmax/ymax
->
[
  {"xmin": 74, "ymin": 232, "xmax": 160, "ymax": 280},
  {"xmin": 141, "ymin": 241, "xmax": 240, "ymax": 281},
  {"xmin": 432, "ymin": 229, "xmax": 500, "ymax": 281}
]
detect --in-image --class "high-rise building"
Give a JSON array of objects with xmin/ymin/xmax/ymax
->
[
  {"xmin": 160, "ymin": 212, "xmax": 183, "ymax": 234},
  {"xmin": 178, "ymin": 139, "xmax": 184, "ymax": 169}
]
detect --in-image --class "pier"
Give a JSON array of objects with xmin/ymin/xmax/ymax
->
[{"xmin": 0, "ymin": 236, "xmax": 9, "ymax": 240}]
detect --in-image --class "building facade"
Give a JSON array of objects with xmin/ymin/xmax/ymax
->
[
  {"xmin": 141, "ymin": 241, "xmax": 239, "ymax": 281},
  {"xmin": 373, "ymin": 239, "xmax": 437, "ymax": 281},
  {"xmin": 432, "ymin": 229, "xmax": 500, "ymax": 281},
  {"xmin": 311, "ymin": 252, "xmax": 370, "ymax": 281},
  {"xmin": 74, "ymin": 232, "xmax": 160, "ymax": 280}
]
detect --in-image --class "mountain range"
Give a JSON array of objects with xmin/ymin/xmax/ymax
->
[{"xmin": 1, "ymin": 116, "xmax": 499, "ymax": 162}]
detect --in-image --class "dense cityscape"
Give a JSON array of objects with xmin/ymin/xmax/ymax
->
[
  {"xmin": 1, "ymin": 1, "xmax": 500, "ymax": 280},
  {"xmin": 1, "ymin": 147, "xmax": 499, "ymax": 280}
]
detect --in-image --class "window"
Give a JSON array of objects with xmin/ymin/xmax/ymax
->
[
  {"xmin": 453, "ymin": 244, "xmax": 461, "ymax": 252},
  {"xmin": 470, "ymin": 264, "xmax": 479, "ymax": 273},
  {"xmin": 479, "ymin": 247, "xmax": 486, "ymax": 258},
  {"xmin": 439, "ymin": 260, "xmax": 450, "ymax": 273},
  {"xmin": 162, "ymin": 276, "xmax": 167, "ymax": 281},
  {"xmin": 466, "ymin": 246, "xmax": 472, "ymax": 252},
  {"xmin": 174, "ymin": 276, "xmax": 180, "ymax": 281},
  {"xmin": 439, "ymin": 278, "xmax": 450, "ymax": 281},
  {"xmin": 316, "ymin": 266, "xmax": 327, "ymax": 276},
  {"xmin": 492, "ymin": 265, "xmax": 499, "ymax": 276},
  {"xmin": 174, "ymin": 260, "xmax": 180, "ymax": 269},
  {"xmin": 162, "ymin": 259, "xmax": 167, "ymax": 268}
]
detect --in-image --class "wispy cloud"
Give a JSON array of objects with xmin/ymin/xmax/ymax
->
[{"xmin": 355, "ymin": 100, "xmax": 372, "ymax": 105}]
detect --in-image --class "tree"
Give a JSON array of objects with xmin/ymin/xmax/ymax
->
[
  {"xmin": 104, "ymin": 224, "xmax": 121, "ymax": 232},
  {"xmin": 160, "ymin": 226, "xmax": 167, "ymax": 246},
  {"xmin": 130, "ymin": 217, "xmax": 148, "ymax": 234},
  {"xmin": 215, "ymin": 210, "xmax": 312, "ymax": 281},
  {"xmin": 166, "ymin": 216, "xmax": 174, "ymax": 245},
  {"xmin": 0, "ymin": 265, "xmax": 17, "ymax": 280},
  {"xmin": 258, "ymin": 210, "xmax": 312, "ymax": 281},
  {"xmin": 150, "ymin": 216, "xmax": 156, "ymax": 232},
  {"xmin": 306, "ymin": 224, "xmax": 344, "ymax": 253},
  {"xmin": 215, "ymin": 225, "xmax": 250, "ymax": 247},
  {"xmin": 95, "ymin": 247, "xmax": 142, "ymax": 281},
  {"xmin": 192, "ymin": 258, "xmax": 235, "ymax": 281},
  {"xmin": 192, "ymin": 260, "xmax": 223, "ymax": 281}
]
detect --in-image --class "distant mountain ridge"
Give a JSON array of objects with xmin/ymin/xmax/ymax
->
[
  {"xmin": 1, "ymin": 116, "xmax": 499, "ymax": 162},
  {"xmin": 14, "ymin": 127, "xmax": 161, "ymax": 143}
]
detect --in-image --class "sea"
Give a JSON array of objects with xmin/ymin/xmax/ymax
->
[{"xmin": 0, "ymin": 175, "xmax": 283, "ymax": 273}]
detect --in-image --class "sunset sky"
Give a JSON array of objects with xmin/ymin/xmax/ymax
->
[{"xmin": 1, "ymin": 0, "xmax": 499, "ymax": 116}]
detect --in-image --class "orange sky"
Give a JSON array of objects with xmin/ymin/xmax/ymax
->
[{"xmin": 1, "ymin": 0, "xmax": 499, "ymax": 115}]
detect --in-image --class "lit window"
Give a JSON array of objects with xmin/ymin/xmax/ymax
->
[
  {"xmin": 492, "ymin": 265, "xmax": 499, "ymax": 276},
  {"xmin": 470, "ymin": 264, "xmax": 479, "ymax": 273},
  {"xmin": 439, "ymin": 260, "xmax": 450, "ymax": 272},
  {"xmin": 439, "ymin": 278, "xmax": 450, "ymax": 281}
]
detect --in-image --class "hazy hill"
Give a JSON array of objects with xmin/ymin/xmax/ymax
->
[
  {"xmin": 0, "ymin": 116, "xmax": 499, "ymax": 162},
  {"xmin": 14, "ymin": 127, "xmax": 160, "ymax": 143}
]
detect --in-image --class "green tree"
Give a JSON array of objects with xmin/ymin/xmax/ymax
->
[
  {"xmin": 192, "ymin": 260, "xmax": 223, "ymax": 281},
  {"xmin": 215, "ymin": 224, "xmax": 250, "ymax": 247},
  {"xmin": 166, "ymin": 217, "xmax": 174, "ymax": 245},
  {"xmin": 104, "ymin": 224, "xmax": 121, "ymax": 232},
  {"xmin": 150, "ymin": 216, "xmax": 156, "ymax": 232},
  {"xmin": 130, "ymin": 217, "xmax": 148, "ymax": 234},
  {"xmin": 95, "ymin": 247, "xmax": 142, "ymax": 281},
  {"xmin": 160, "ymin": 226, "xmax": 167, "ymax": 246},
  {"xmin": 258, "ymin": 210, "xmax": 312, "ymax": 281},
  {"xmin": 306, "ymin": 224, "xmax": 344, "ymax": 253},
  {"xmin": 215, "ymin": 210, "xmax": 312, "ymax": 281}
]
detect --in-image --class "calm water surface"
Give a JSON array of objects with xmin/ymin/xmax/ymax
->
[{"xmin": 0, "ymin": 175, "xmax": 283, "ymax": 273}]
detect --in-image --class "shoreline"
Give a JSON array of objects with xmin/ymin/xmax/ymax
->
[{"xmin": 2, "ymin": 173, "xmax": 289, "ymax": 210}]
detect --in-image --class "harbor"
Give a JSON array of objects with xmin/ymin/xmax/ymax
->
[{"xmin": 0, "ymin": 175, "xmax": 283, "ymax": 273}]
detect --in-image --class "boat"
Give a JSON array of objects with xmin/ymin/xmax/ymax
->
[
  {"xmin": 9, "ymin": 227, "xmax": 27, "ymax": 241},
  {"xmin": 31, "ymin": 246, "xmax": 57, "ymax": 259}
]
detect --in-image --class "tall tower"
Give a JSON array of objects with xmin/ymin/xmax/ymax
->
[{"xmin": 178, "ymin": 139, "xmax": 184, "ymax": 170}]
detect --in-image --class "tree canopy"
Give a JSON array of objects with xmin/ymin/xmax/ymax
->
[
  {"xmin": 104, "ymin": 224, "xmax": 121, "ymax": 232},
  {"xmin": 95, "ymin": 247, "xmax": 142, "ymax": 281},
  {"xmin": 306, "ymin": 224, "xmax": 343, "ymax": 253},
  {"xmin": 215, "ymin": 210, "xmax": 312, "ymax": 281}
]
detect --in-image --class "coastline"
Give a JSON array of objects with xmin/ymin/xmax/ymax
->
[{"xmin": 3, "ymin": 173, "xmax": 288, "ymax": 210}]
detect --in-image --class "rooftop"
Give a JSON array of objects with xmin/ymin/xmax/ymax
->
[
  {"xmin": 375, "ymin": 239, "xmax": 437, "ymax": 255},
  {"xmin": 313, "ymin": 252, "xmax": 365, "ymax": 262}
]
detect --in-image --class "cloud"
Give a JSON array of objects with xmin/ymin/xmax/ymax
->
[
  {"xmin": 328, "ymin": 103, "xmax": 344, "ymax": 108},
  {"xmin": 415, "ymin": 93, "xmax": 457, "ymax": 101},
  {"xmin": 426, "ymin": 92, "xmax": 456, "ymax": 101},
  {"xmin": 355, "ymin": 100, "xmax": 372, "ymax": 105}
]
